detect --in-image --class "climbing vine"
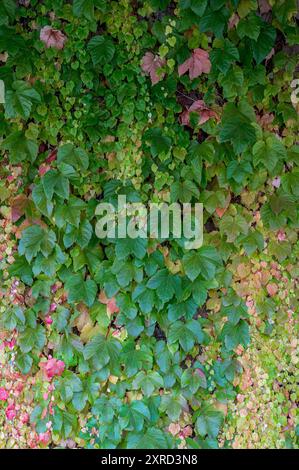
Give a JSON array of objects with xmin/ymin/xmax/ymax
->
[{"xmin": 0, "ymin": 0, "xmax": 298, "ymax": 449}]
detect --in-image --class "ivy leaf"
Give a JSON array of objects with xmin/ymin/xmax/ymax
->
[
  {"xmin": 145, "ymin": 128, "xmax": 172, "ymax": 158},
  {"xmin": 87, "ymin": 36, "xmax": 115, "ymax": 66},
  {"xmin": 253, "ymin": 136, "xmax": 286, "ymax": 173},
  {"xmin": 126, "ymin": 427, "xmax": 170, "ymax": 449},
  {"xmin": 65, "ymin": 273, "xmax": 97, "ymax": 307},
  {"xmin": 252, "ymin": 22, "xmax": 276, "ymax": 64},
  {"xmin": 239, "ymin": 230, "xmax": 264, "ymax": 256},
  {"xmin": 84, "ymin": 334, "xmax": 122, "ymax": 374},
  {"xmin": 219, "ymin": 103, "xmax": 256, "ymax": 153},
  {"xmin": 132, "ymin": 284, "xmax": 155, "ymax": 313},
  {"xmin": 221, "ymin": 319, "xmax": 250, "ymax": 350},
  {"xmin": 73, "ymin": 0, "xmax": 107, "ymax": 20},
  {"xmin": 19, "ymin": 225, "xmax": 56, "ymax": 262},
  {"xmin": 226, "ymin": 160, "xmax": 252, "ymax": 184},
  {"xmin": 0, "ymin": 0, "xmax": 16, "ymax": 22},
  {"xmin": 57, "ymin": 143, "xmax": 89, "ymax": 171},
  {"xmin": 42, "ymin": 169, "xmax": 70, "ymax": 200},
  {"xmin": 18, "ymin": 325, "xmax": 46, "ymax": 353},
  {"xmin": 195, "ymin": 406, "xmax": 223, "ymax": 438},
  {"xmin": 147, "ymin": 268, "xmax": 181, "ymax": 303},
  {"xmin": 32, "ymin": 183, "xmax": 54, "ymax": 217},
  {"xmin": 168, "ymin": 320, "xmax": 204, "ymax": 351},
  {"xmin": 2, "ymin": 131, "xmax": 38, "ymax": 163},
  {"xmin": 171, "ymin": 180, "xmax": 200, "ymax": 202},
  {"xmin": 181, "ymin": 368, "xmax": 207, "ymax": 393},
  {"xmin": 15, "ymin": 353, "xmax": 33, "ymax": 375},
  {"xmin": 8, "ymin": 255, "xmax": 33, "ymax": 285},
  {"xmin": 179, "ymin": 0, "xmax": 208, "ymax": 16},
  {"xmin": 115, "ymin": 237, "xmax": 147, "ymax": 260},
  {"xmin": 132, "ymin": 371, "xmax": 164, "ymax": 397},
  {"xmin": 168, "ymin": 298, "xmax": 197, "ymax": 322},
  {"xmin": 63, "ymin": 220, "xmax": 92, "ymax": 249},
  {"xmin": 222, "ymin": 302, "xmax": 248, "ymax": 325},
  {"xmin": 219, "ymin": 214, "xmax": 249, "ymax": 242},
  {"xmin": 160, "ymin": 393, "xmax": 187, "ymax": 421},
  {"xmin": 120, "ymin": 400, "xmax": 151, "ymax": 432},
  {"xmin": 183, "ymin": 246, "xmax": 221, "ymax": 281},
  {"xmin": 5, "ymin": 80, "xmax": 41, "ymax": 119},
  {"xmin": 237, "ymin": 13, "xmax": 262, "ymax": 40},
  {"xmin": 55, "ymin": 197, "xmax": 86, "ymax": 228},
  {"xmin": 199, "ymin": 6, "xmax": 230, "ymax": 37},
  {"xmin": 210, "ymin": 39, "xmax": 239, "ymax": 74}
]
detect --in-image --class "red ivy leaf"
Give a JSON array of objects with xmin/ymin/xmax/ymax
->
[
  {"xmin": 178, "ymin": 48, "xmax": 211, "ymax": 80},
  {"xmin": 180, "ymin": 100, "xmax": 218, "ymax": 126},
  {"xmin": 141, "ymin": 52, "xmax": 166, "ymax": 85},
  {"xmin": 40, "ymin": 26, "xmax": 67, "ymax": 50}
]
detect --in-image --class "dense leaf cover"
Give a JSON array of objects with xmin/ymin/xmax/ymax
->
[{"xmin": 0, "ymin": 0, "xmax": 298, "ymax": 449}]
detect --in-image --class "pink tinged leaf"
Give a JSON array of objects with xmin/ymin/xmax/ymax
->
[
  {"xmin": 45, "ymin": 148, "xmax": 57, "ymax": 163},
  {"xmin": 178, "ymin": 49, "xmax": 211, "ymax": 80},
  {"xmin": 38, "ymin": 164, "xmax": 51, "ymax": 176},
  {"xmin": 181, "ymin": 425, "xmax": 193, "ymax": 438},
  {"xmin": 215, "ymin": 207, "xmax": 227, "ymax": 218},
  {"xmin": 39, "ymin": 358, "xmax": 65, "ymax": 380},
  {"xmin": 277, "ymin": 229, "xmax": 286, "ymax": 242},
  {"xmin": 141, "ymin": 52, "xmax": 155, "ymax": 73},
  {"xmin": 107, "ymin": 298, "xmax": 119, "ymax": 314},
  {"xmin": 192, "ymin": 48, "xmax": 211, "ymax": 75},
  {"xmin": 178, "ymin": 57, "xmax": 192, "ymax": 77},
  {"xmin": 0, "ymin": 387, "xmax": 9, "ymax": 401},
  {"xmin": 141, "ymin": 52, "xmax": 165, "ymax": 85},
  {"xmin": 180, "ymin": 100, "xmax": 217, "ymax": 127},
  {"xmin": 272, "ymin": 176, "xmax": 281, "ymax": 188},
  {"xmin": 11, "ymin": 194, "xmax": 28, "ymax": 223},
  {"xmin": 179, "ymin": 109, "xmax": 190, "ymax": 126},
  {"xmin": 258, "ymin": 0, "xmax": 271, "ymax": 14},
  {"xmin": 228, "ymin": 13, "xmax": 240, "ymax": 30},
  {"xmin": 266, "ymin": 283, "xmax": 278, "ymax": 297},
  {"xmin": 40, "ymin": 26, "xmax": 67, "ymax": 50},
  {"xmin": 5, "ymin": 404, "xmax": 16, "ymax": 420}
]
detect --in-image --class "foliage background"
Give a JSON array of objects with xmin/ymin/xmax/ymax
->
[{"xmin": 0, "ymin": 0, "xmax": 298, "ymax": 449}]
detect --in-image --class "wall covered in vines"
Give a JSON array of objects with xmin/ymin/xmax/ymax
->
[{"xmin": 0, "ymin": 0, "xmax": 298, "ymax": 449}]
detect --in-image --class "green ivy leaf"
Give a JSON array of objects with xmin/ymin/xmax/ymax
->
[
  {"xmin": 195, "ymin": 406, "xmax": 223, "ymax": 438},
  {"xmin": 253, "ymin": 135, "xmax": 286, "ymax": 172},
  {"xmin": 5, "ymin": 80, "xmax": 41, "ymax": 119},
  {"xmin": 65, "ymin": 273, "xmax": 97, "ymax": 306},
  {"xmin": 147, "ymin": 268, "xmax": 181, "ymax": 303},
  {"xmin": 19, "ymin": 225, "xmax": 56, "ymax": 262},
  {"xmin": 219, "ymin": 103, "xmax": 256, "ymax": 153},
  {"xmin": 87, "ymin": 36, "xmax": 115, "ymax": 66},
  {"xmin": 252, "ymin": 22, "xmax": 276, "ymax": 64},
  {"xmin": 221, "ymin": 319, "xmax": 250, "ymax": 350},
  {"xmin": 2, "ymin": 131, "xmax": 38, "ymax": 163},
  {"xmin": 168, "ymin": 319, "xmax": 204, "ymax": 351},
  {"xmin": 73, "ymin": 0, "xmax": 107, "ymax": 20},
  {"xmin": 171, "ymin": 180, "xmax": 200, "ymax": 202},
  {"xmin": 57, "ymin": 143, "xmax": 89, "ymax": 171},
  {"xmin": 210, "ymin": 39, "xmax": 239, "ymax": 74},
  {"xmin": 183, "ymin": 246, "xmax": 221, "ymax": 281}
]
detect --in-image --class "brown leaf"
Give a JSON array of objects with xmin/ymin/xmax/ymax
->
[{"xmin": 11, "ymin": 194, "xmax": 28, "ymax": 223}]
